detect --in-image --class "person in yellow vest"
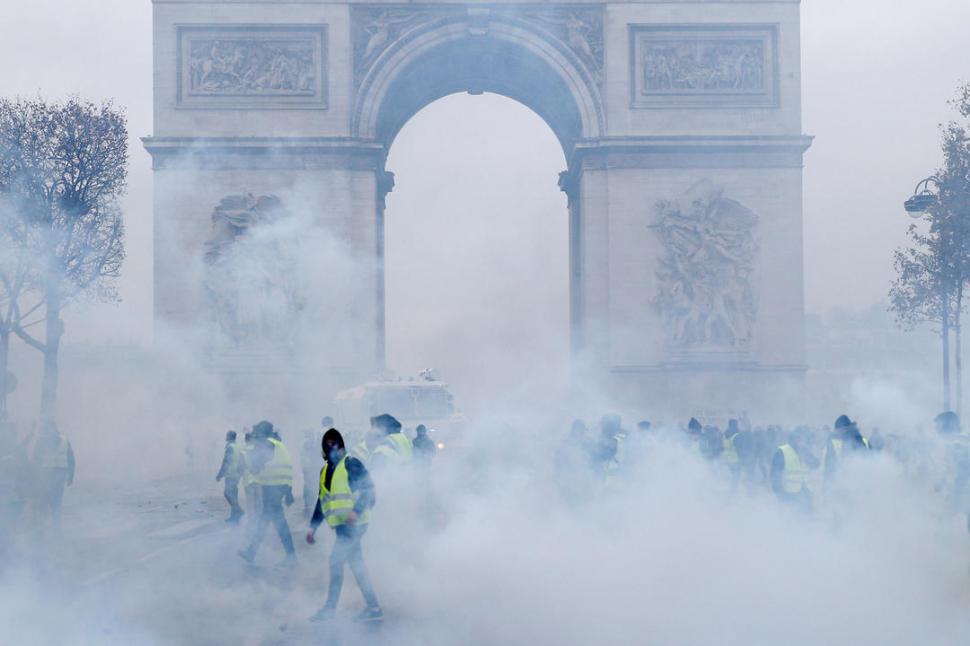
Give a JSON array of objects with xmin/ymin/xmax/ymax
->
[
  {"xmin": 770, "ymin": 428, "xmax": 818, "ymax": 515},
  {"xmin": 721, "ymin": 419, "xmax": 741, "ymax": 466},
  {"xmin": 683, "ymin": 417, "xmax": 703, "ymax": 455},
  {"xmin": 239, "ymin": 430, "xmax": 261, "ymax": 533},
  {"xmin": 369, "ymin": 413, "xmax": 412, "ymax": 469},
  {"xmin": 349, "ymin": 429, "xmax": 379, "ymax": 463},
  {"xmin": 31, "ymin": 420, "xmax": 74, "ymax": 527},
  {"xmin": 215, "ymin": 430, "xmax": 244, "ymax": 523},
  {"xmin": 238, "ymin": 421, "xmax": 296, "ymax": 565},
  {"xmin": 822, "ymin": 414, "xmax": 869, "ymax": 490},
  {"xmin": 307, "ymin": 428, "xmax": 382, "ymax": 623}
]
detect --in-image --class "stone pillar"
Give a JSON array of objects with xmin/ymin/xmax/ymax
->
[
  {"xmin": 562, "ymin": 135, "xmax": 812, "ymax": 417},
  {"xmin": 143, "ymin": 137, "xmax": 389, "ymax": 423}
]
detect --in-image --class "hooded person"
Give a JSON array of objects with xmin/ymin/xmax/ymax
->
[
  {"xmin": 683, "ymin": 417, "xmax": 703, "ymax": 455},
  {"xmin": 307, "ymin": 428, "xmax": 382, "ymax": 622},
  {"xmin": 412, "ymin": 424, "xmax": 437, "ymax": 469},
  {"xmin": 369, "ymin": 413, "xmax": 412, "ymax": 468},
  {"xmin": 771, "ymin": 427, "xmax": 818, "ymax": 514},
  {"xmin": 822, "ymin": 414, "xmax": 869, "ymax": 484},
  {"xmin": 238, "ymin": 421, "xmax": 296, "ymax": 565}
]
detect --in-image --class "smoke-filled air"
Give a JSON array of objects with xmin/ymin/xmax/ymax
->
[{"xmin": 3, "ymin": 0, "xmax": 970, "ymax": 644}]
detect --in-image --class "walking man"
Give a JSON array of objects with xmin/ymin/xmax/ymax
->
[
  {"xmin": 369, "ymin": 413, "xmax": 412, "ymax": 468},
  {"xmin": 307, "ymin": 428, "xmax": 382, "ymax": 622},
  {"xmin": 216, "ymin": 430, "xmax": 244, "ymax": 523},
  {"xmin": 412, "ymin": 424, "xmax": 437, "ymax": 470},
  {"xmin": 238, "ymin": 421, "xmax": 297, "ymax": 566},
  {"xmin": 31, "ymin": 421, "xmax": 74, "ymax": 527}
]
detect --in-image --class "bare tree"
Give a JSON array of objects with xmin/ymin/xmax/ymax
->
[
  {"xmin": 0, "ymin": 195, "xmax": 33, "ymax": 418},
  {"xmin": 890, "ymin": 223, "xmax": 958, "ymax": 410},
  {"xmin": 940, "ymin": 86, "xmax": 970, "ymax": 414},
  {"xmin": 891, "ymin": 82, "xmax": 970, "ymax": 415},
  {"xmin": 0, "ymin": 97, "xmax": 127, "ymax": 422}
]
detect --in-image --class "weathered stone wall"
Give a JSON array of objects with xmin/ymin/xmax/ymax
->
[{"xmin": 146, "ymin": 0, "xmax": 810, "ymax": 417}]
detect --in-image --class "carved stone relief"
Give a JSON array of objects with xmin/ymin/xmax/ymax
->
[
  {"xmin": 518, "ymin": 8, "xmax": 604, "ymax": 83},
  {"xmin": 203, "ymin": 194, "xmax": 306, "ymax": 350},
  {"xmin": 650, "ymin": 184, "xmax": 759, "ymax": 352},
  {"xmin": 352, "ymin": 7, "xmax": 446, "ymax": 86},
  {"xmin": 351, "ymin": 5, "xmax": 604, "ymax": 88},
  {"xmin": 630, "ymin": 25, "xmax": 777, "ymax": 108},
  {"xmin": 178, "ymin": 26, "xmax": 327, "ymax": 108}
]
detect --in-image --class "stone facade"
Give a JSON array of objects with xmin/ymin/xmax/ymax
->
[{"xmin": 145, "ymin": 0, "xmax": 812, "ymax": 418}]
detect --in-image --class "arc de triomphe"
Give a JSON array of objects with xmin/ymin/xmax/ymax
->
[{"xmin": 144, "ymin": 0, "xmax": 812, "ymax": 415}]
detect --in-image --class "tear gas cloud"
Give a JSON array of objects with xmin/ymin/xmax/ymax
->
[{"xmin": 3, "ymin": 1, "xmax": 970, "ymax": 645}]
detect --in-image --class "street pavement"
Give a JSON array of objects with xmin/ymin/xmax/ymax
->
[{"xmin": 1, "ymin": 474, "xmax": 410, "ymax": 645}]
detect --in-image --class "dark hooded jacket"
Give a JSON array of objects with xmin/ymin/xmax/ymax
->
[{"xmin": 310, "ymin": 428, "xmax": 375, "ymax": 532}]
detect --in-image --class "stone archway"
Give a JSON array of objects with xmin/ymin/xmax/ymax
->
[{"xmin": 144, "ymin": 1, "xmax": 812, "ymax": 417}]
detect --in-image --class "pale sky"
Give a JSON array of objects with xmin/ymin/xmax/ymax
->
[{"xmin": 2, "ymin": 0, "xmax": 969, "ymax": 357}]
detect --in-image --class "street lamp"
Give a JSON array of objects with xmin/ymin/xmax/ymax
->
[{"xmin": 904, "ymin": 175, "xmax": 942, "ymax": 218}]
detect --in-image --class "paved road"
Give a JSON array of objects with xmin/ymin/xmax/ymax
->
[{"xmin": 2, "ymin": 474, "xmax": 416, "ymax": 645}]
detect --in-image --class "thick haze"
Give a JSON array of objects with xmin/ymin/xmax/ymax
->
[
  {"xmin": 3, "ymin": 0, "xmax": 969, "ymax": 352},
  {"xmin": 4, "ymin": 4, "xmax": 970, "ymax": 645}
]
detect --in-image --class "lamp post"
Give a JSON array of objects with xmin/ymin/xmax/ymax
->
[
  {"xmin": 903, "ymin": 175, "xmax": 942, "ymax": 218},
  {"xmin": 903, "ymin": 174, "xmax": 955, "ymax": 413}
]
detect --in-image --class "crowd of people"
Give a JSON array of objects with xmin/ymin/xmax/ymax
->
[
  {"xmin": 555, "ymin": 410, "xmax": 970, "ymax": 527},
  {"xmin": 213, "ymin": 412, "xmax": 436, "ymax": 624}
]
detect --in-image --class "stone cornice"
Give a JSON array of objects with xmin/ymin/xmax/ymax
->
[
  {"xmin": 154, "ymin": 1, "xmax": 802, "ymax": 5},
  {"xmin": 141, "ymin": 136, "xmax": 387, "ymax": 170},
  {"xmin": 573, "ymin": 134, "xmax": 814, "ymax": 156},
  {"xmin": 611, "ymin": 362, "xmax": 809, "ymax": 373}
]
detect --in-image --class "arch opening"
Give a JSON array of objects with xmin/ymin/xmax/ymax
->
[
  {"xmin": 357, "ymin": 23, "xmax": 602, "ymax": 153},
  {"xmin": 383, "ymin": 93, "xmax": 571, "ymax": 411}
]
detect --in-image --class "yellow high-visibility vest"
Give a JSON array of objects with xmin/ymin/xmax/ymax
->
[
  {"xmin": 224, "ymin": 441, "xmax": 242, "ymax": 479},
  {"xmin": 375, "ymin": 433, "xmax": 412, "ymax": 461},
  {"xmin": 319, "ymin": 456, "xmax": 370, "ymax": 528},
  {"xmin": 779, "ymin": 444, "xmax": 809, "ymax": 494},
  {"xmin": 349, "ymin": 441, "xmax": 371, "ymax": 463},
  {"xmin": 823, "ymin": 436, "xmax": 870, "ymax": 472},
  {"xmin": 722, "ymin": 433, "xmax": 739, "ymax": 464},
  {"xmin": 258, "ymin": 438, "xmax": 293, "ymax": 486}
]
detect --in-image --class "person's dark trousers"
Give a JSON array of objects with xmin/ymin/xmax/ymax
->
[
  {"xmin": 244, "ymin": 485, "xmax": 295, "ymax": 557},
  {"xmin": 224, "ymin": 478, "xmax": 243, "ymax": 520},
  {"xmin": 324, "ymin": 525, "xmax": 379, "ymax": 609}
]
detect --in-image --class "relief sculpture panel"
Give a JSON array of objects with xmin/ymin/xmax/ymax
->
[
  {"xmin": 650, "ymin": 184, "xmax": 759, "ymax": 354},
  {"xmin": 178, "ymin": 25, "xmax": 327, "ymax": 109},
  {"xmin": 630, "ymin": 25, "xmax": 777, "ymax": 108},
  {"xmin": 351, "ymin": 5, "xmax": 604, "ymax": 88},
  {"xmin": 203, "ymin": 194, "xmax": 306, "ymax": 350}
]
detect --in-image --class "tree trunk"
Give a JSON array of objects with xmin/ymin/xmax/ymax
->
[
  {"xmin": 0, "ymin": 329, "xmax": 9, "ymax": 420},
  {"xmin": 40, "ymin": 288, "xmax": 64, "ymax": 424},
  {"xmin": 943, "ymin": 292, "xmax": 952, "ymax": 413},
  {"xmin": 957, "ymin": 285, "xmax": 964, "ymax": 419}
]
